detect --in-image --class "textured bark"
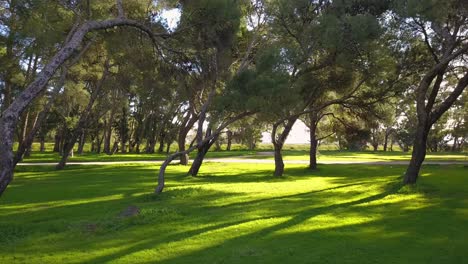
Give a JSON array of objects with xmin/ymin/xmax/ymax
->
[
  {"xmin": 404, "ymin": 122, "xmax": 430, "ymax": 184},
  {"xmin": 188, "ymin": 130, "xmax": 219, "ymax": 176},
  {"xmin": 77, "ymin": 130, "xmax": 86, "ymax": 154},
  {"xmin": 103, "ymin": 111, "xmax": 115, "ymax": 154},
  {"xmin": 272, "ymin": 117, "xmax": 297, "ymax": 177},
  {"xmin": 53, "ymin": 133, "xmax": 61, "ymax": 152},
  {"xmin": 40, "ymin": 137, "xmax": 45, "ymax": 152},
  {"xmin": 308, "ymin": 112, "xmax": 318, "ymax": 170},
  {"xmin": 177, "ymin": 113, "xmax": 198, "ymax": 165},
  {"xmin": 273, "ymin": 144, "xmax": 285, "ymax": 177},
  {"xmin": 226, "ymin": 130, "xmax": 233, "ymax": 151},
  {"xmin": 403, "ymin": 65, "xmax": 468, "ymax": 184},
  {"xmin": 158, "ymin": 132, "xmax": 165, "ymax": 153}
]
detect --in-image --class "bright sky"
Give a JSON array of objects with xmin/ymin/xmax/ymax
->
[
  {"xmin": 262, "ymin": 120, "xmax": 310, "ymax": 144},
  {"xmin": 159, "ymin": 8, "xmax": 181, "ymax": 30}
]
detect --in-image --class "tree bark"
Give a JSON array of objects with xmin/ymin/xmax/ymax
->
[
  {"xmin": 40, "ymin": 137, "xmax": 46, "ymax": 152},
  {"xmin": 404, "ymin": 121, "xmax": 430, "ymax": 184},
  {"xmin": 177, "ymin": 113, "xmax": 198, "ymax": 165},
  {"xmin": 77, "ymin": 130, "xmax": 86, "ymax": 154},
  {"xmin": 188, "ymin": 130, "xmax": 219, "ymax": 176},
  {"xmin": 53, "ymin": 133, "xmax": 61, "ymax": 152},
  {"xmin": 272, "ymin": 117, "xmax": 297, "ymax": 177},
  {"xmin": 309, "ymin": 112, "xmax": 318, "ymax": 170},
  {"xmin": 226, "ymin": 130, "xmax": 233, "ymax": 151}
]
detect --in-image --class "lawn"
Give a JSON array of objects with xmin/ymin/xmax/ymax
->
[
  {"xmin": 1, "ymin": 163, "xmax": 467, "ymax": 263},
  {"xmin": 18, "ymin": 149, "xmax": 468, "ymax": 163}
]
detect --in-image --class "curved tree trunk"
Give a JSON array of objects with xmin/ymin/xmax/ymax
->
[
  {"xmin": 272, "ymin": 117, "xmax": 297, "ymax": 177},
  {"xmin": 404, "ymin": 122, "xmax": 430, "ymax": 184}
]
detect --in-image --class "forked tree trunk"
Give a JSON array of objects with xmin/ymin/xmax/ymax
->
[{"xmin": 272, "ymin": 117, "xmax": 297, "ymax": 177}]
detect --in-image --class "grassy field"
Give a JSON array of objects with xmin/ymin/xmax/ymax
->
[
  {"xmin": 1, "ymin": 163, "xmax": 467, "ymax": 263},
  {"xmin": 18, "ymin": 149, "xmax": 468, "ymax": 163}
]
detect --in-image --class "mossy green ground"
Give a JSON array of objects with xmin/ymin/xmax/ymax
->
[{"xmin": 1, "ymin": 163, "xmax": 467, "ymax": 263}]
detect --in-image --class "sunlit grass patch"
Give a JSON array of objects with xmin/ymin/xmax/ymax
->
[{"xmin": 0, "ymin": 163, "xmax": 467, "ymax": 263}]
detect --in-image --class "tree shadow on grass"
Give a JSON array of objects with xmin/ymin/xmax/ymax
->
[{"xmin": 78, "ymin": 181, "xmax": 404, "ymax": 264}]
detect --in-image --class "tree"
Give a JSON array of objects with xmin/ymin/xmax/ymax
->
[
  {"xmin": 391, "ymin": 0, "xmax": 468, "ymax": 184},
  {"xmin": 0, "ymin": 0, "xmax": 169, "ymax": 196}
]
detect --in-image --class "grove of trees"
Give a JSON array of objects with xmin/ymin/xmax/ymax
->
[{"xmin": 0, "ymin": 0, "xmax": 467, "ymax": 196}]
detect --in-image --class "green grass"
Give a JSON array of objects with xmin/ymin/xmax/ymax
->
[
  {"xmin": 255, "ymin": 150, "xmax": 468, "ymax": 162},
  {"xmin": 19, "ymin": 149, "xmax": 468, "ymax": 163},
  {"xmin": 1, "ymin": 163, "xmax": 467, "ymax": 263}
]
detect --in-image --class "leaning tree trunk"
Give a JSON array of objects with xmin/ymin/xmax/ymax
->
[
  {"xmin": 188, "ymin": 132, "xmax": 219, "ymax": 177},
  {"xmin": 404, "ymin": 122, "xmax": 430, "ymax": 184}
]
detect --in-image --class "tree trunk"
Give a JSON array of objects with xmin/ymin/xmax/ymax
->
[
  {"xmin": 404, "ymin": 122, "xmax": 430, "ymax": 184},
  {"xmin": 272, "ymin": 117, "xmax": 297, "ymax": 177},
  {"xmin": 40, "ymin": 137, "xmax": 45, "ymax": 152},
  {"xmin": 273, "ymin": 144, "xmax": 285, "ymax": 177},
  {"xmin": 166, "ymin": 142, "xmax": 171, "ymax": 154},
  {"xmin": 226, "ymin": 130, "xmax": 233, "ymax": 151},
  {"xmin": 53, "ymin": 133, "xmax": 60, "ymax": 152},
  {"xmin": 112, "ymin": 141, "xmax": 119, "ymax": 154},
  {"xmin": 158, "ymin": 133, "xmax": 165, "ymax": 153},
  {"xmin": 103, "ymin": 112, "xmax": 114, "ymax": 154},
  {"xmin": 383, "ymin": 131, "xmax": 389, "ymax": 152},
  {"xmin": 451, "ymin": 136, "xmax": 458, "ymax": 152},
  {"xmin": 135, "ymin": 142, "xmax": 140, "ymax": 154},
  {"xmin": 309, "ymin": 112, "xmax": 318, "ymax": 170},
  {"xmin": 188, "ymin": 133, "xmax": 219, "ymax": 177},
  {"xmin": 178, "ymin": 136, "xmax": 189, "ymax": 165},
  {"xmin": 0, "ymin": 8, "xmax": 164, "ymax": 195},
  {"xmin": 77, "ymin": 130, "xmax": 86, "ymax": 154}
]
